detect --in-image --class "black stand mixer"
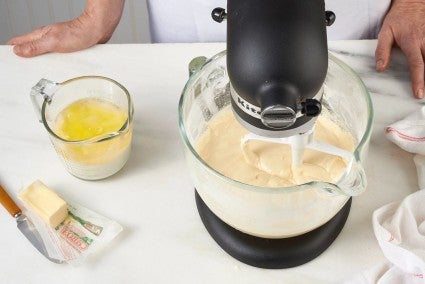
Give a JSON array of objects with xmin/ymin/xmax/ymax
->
[
  {"xmin": 218, "ymin": 0, "xmax": 330, "ymax": 138},
  {"xmin": 192, "ymin": 0, "xmax": 352, "ymax": 269}
]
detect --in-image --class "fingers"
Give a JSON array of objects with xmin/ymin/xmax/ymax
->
[
  {"xmin": 400, "ymin": 42, "xmax": 425, "ymax": 99},
  {"xmin": 376, "ymin": 22, "xmax": 424, "ymax": 99},
  {"xmin": 12, "ymin": 36, "xmax": 56, "ymax": 58},
  {"xmin": 8, "ymin": 26, "xmax": 55, "ymax": 57},
  {"xmin": 6, "ymin": 26, "xmax": 50, "ymax": 45},
  {"xmin": 375, "ymin": 26, "xmax": 394, "ymax": 72},
  {"xmin": 8, "ymin": 21, "xmax": 98, "ymax": 57}
]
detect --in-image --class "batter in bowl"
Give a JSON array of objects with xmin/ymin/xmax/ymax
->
[{"xmin": 196, "ymin": 106, "xmax": 355, "ymax": 188}]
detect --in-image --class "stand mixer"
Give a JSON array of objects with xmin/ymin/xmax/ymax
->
[
  {"xmin": 178, "ymin": 0, "xmax": 373, "ymax": 269},
  {"xmin": 214, "ymin": 0, "xmax": 351, "ymax": 167}
]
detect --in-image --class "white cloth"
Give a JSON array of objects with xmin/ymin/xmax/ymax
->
[
  {"xmin": 348, "ymin": 192, "xmax": 425, "ymax": 284},
  {"xmin": 386, "ymin": 107, "xmax": 425, "ymax": 156},
  {"xmin": 146, "ymin": 0, "xmax": 391, "ymax": 43},
  {"xmin": 372, "ymin": 191, "xmax": 425, "ymax": 283},
  {"xmin": 347, "ymin": 107, "xmax": 425, "ymax": 284},
  {"xmin": 386, "ymin": 106, "xmax": 425, "ymax": 189}
]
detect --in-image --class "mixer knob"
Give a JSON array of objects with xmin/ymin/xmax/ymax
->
[
  {"xmin": 261, "ymin": 106, "xmax": 297, "ymax": 129},
  {"xmin": 325, "ymin": 11, "xmax": 336, "ymax": 26},
  {"xmin": 211, "ymin": 8, "xmax": 227, "ymax": 23},
  {"xmin": 301, "ymin": 99, "xmax": 322, "ymax": 117}
]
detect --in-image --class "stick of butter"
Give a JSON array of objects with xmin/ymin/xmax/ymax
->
[{"xmin": 19, "ymin": 180, "xmax": 68, "ymax": 228}]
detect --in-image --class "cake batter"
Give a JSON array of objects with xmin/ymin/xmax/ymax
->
[{"xmin": 196, "ymin": 107, "xmax": 355, "ymax": 188}]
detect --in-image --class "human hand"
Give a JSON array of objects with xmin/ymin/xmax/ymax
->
[
  {"xmin": 7, "ymin": 16, "xmax": 106, "ymax": 57},
  {"xmin": 7, "ymin": 0, "xmax": 124, "ymax": 58},
  {"xmin": 375, "ymin": 0, "xmax": 425, "ymax": 99}
]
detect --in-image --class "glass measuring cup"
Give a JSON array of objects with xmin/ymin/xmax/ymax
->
[{"xmin": 31, "ymin": 76, "xmax": 134, "ymax": 180}]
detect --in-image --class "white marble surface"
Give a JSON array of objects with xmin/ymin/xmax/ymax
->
[{"xmin": 0, "ymin": 41, "xmax": 423, "ymax": 283}]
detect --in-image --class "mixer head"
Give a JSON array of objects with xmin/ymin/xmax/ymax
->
[{"xmin": 212, "ymin": 0, "xmax": 336, "ymax": 138}]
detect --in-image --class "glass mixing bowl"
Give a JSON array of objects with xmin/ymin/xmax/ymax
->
[{"xmin": 178, "ymin": 51, "xmax": 373, "ymax": 238}]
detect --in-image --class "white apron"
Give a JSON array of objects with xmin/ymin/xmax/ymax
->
[{"xmin": 146, "ymin": 0, "xmax": 391, "ymax": 43}]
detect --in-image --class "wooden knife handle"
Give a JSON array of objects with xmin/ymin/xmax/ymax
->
[{"xmin": 0, "ymin": 184, "xmax": 21, "ymax": 217}]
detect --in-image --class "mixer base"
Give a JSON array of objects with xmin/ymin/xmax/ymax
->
[{"xmin": 195, "ymin": 190, "xmax": 352, "ymax": 269}]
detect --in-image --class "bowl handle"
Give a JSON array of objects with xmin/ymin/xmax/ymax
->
[
  {"xmin": 337, "ymin": 159, "xmax": 367, "ymax": 196},
  {"xmin": 188, "ymin": 56, "xmax": 207, "ymax": 77}
]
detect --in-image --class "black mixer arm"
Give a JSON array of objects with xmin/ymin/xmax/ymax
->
[{"xmin": 212, "ymin": 0, "xmax": 335, "ymax": 137}]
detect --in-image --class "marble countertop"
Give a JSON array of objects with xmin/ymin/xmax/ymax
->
[{"xmin": 0, "ymin": 40, "xmax": 423, "ymax": 283}]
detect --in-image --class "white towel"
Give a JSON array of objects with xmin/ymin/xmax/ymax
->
[
  {"xmin": 386, "ymin": 106, "xmax": 425, "ymax": 156},
  {"xmin": 386, "ymin": 106, "xmax": 425, "ymax": 188},
  {"xmin": 372, "ymin": 191, "xmax": 425, "ymax": 283},
  {"xmin": 347, "ymin": 106, "xmax": 425, "ymax": 284}
]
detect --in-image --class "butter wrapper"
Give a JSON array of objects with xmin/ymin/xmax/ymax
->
[
  {"xmin": 20, "ymin": 191, "xmax": 123, "ymax": 266},
  {"xmin": 52, "ymin": 202, "xmax": 123, "ymax": 265}
]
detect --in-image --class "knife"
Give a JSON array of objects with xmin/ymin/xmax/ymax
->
[{"xmin": 0, "ymin": 184, "xmax": 62, "ymax": 263}]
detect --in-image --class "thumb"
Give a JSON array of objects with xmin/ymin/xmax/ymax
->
[
  {"xmin": 13, "ymin": 37, "xmax": 55, "ymax": 58},
  {"xmin": 375, "ymin": 26, "xmax": 394, "ymax": 72}
]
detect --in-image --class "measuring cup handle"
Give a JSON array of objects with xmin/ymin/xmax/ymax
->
[{"xmin": 30, "ymin": 79, "xmax": 59, "ymax": 122}]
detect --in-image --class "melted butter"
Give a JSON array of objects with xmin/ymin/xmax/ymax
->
[
  {"xmin": 196, "ymin": 107, "xmax": 355, "ymax": 187},
  {"xmin": 54, "ymin": 98, "xmax": 127, "ymax": 141},
  {"xmin": 52, "ymin": 98, "xmax": 131, "ymax": 165}
]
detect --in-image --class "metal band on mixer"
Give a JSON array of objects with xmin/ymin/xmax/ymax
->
[
  {"xmin": 230, "ymin": 84, "xmax": 324, "ymax": 120},
  {"xmin": 230, "ymin": 84, "xmax": 262, "ymax": 119}
]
